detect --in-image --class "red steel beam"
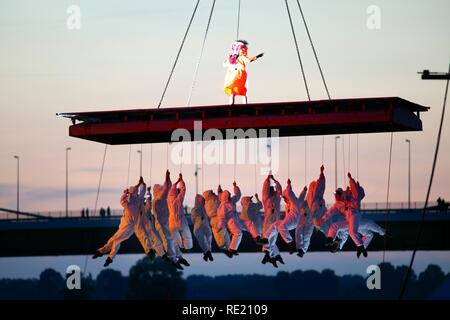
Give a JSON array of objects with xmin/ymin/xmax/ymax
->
[{"xmin": 59, "ymin": 97, "xmax": 428, "ymax": 145}]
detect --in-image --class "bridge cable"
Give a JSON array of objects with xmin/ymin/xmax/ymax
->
[
  {"xmin": 382, "ymin": 131, "xmax": 394, "ymax": 264},
  {"xmin": 295, "ymin": 0, "xmax": 332, "ymax": 164},
  {"xmin": 83, "ymin": 144, "xmax": 108, "ymax": 275},
  {"xmin": 236, "ymin": 0, "xmax": 241, "ymax": 39},
  {"xmin": 157, "ymin": 0, "xmax": 200, "ymax": 108},
  {"xmin": 187, "ymin": 0, "xmax": 216, "ymax": 106},
  {"xmin": 399, "ymin": 62, "xmax": 449, "ymax": 299}
]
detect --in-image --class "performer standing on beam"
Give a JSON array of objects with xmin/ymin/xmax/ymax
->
[{"xmin": 223, "ymin": 40, "xmax": 263, "ymax": 105}]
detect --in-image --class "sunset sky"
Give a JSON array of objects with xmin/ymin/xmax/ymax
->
[{"xmin": 0, "ymin": 0, "xmax": 449, "ymax": 213}]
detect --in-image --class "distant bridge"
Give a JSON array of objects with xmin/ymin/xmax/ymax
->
[{"xmin": 0, "ymin": 207, "xmax": 449, "ymax": 257}]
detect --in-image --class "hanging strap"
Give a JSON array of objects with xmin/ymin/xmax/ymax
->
[
  {"xmin": 157, "ymin": 0, "xmax": 200, "ymax": 108},
  {"xmin": 187, "ymin": 0, "xmax": 216, "ymax": 106}
]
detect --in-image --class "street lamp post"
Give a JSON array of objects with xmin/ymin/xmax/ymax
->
[
  {"xmin": 66, "ymin": 147, "xmax": 71, "ymax": 217},
  {"xmin": 334, "ymin": 136, "xmax": 340, "ymax": 191},
  {"xmin": 137, "ymin": 149, "xmax": 142, "ymax": 177},
  {"xmin": 405, "ymin": 139, "xmax": 411, "ymax": 209},
  {"xmin": 13, "ymin": 155, "xmax": 19, "ymax": 222}
]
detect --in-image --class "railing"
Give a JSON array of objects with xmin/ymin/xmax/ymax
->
[{"xmin": 0, "ymin": 201, "xmax": 447, "ymax": 221}]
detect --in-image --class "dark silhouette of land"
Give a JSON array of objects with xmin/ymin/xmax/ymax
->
[{"xmin": 0, "ymin": 257, "xmax": 448, "ymax": 300}]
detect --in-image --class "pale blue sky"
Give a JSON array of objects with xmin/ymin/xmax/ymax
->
[{"xmin": 0, "ymin": 0, "xmax": 449, "ymax": 212}]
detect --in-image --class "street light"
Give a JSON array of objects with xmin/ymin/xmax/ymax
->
[
  {"xmin": 137, "ymin": 149, "xmax": 142, "ymax": 177},
  {"xmin": 13, "ymin": 155, "xmax": 19, "ymax": 222},
  {"xmin": 334, "ymin": 136, "xmax": 340, "ymax": 190},
  {"xmin": 405, "ymin": 139, "xmax": 411, "ymax": 209},
  {"xmin": 65, "ymin": 147, "xmax": 71, "ymax": 218}
]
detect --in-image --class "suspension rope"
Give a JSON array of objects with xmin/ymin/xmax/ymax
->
[
  {"xmin": 295, "ymin": 0, "xmax": 331, "ymax": 100},
  {"xmin": 287, "ymin": 137, "xmax": 290, "ymax": 178},
  {"xmin": 382, "ymin": 131, "xmax": 394, "ymax": 264},
  {"xmin": 201, "ymin": 140, "xmax": 204, "ymax": 191},
  {"xmin": 348, "ymin": 135, "xmax": 351, "ymax": 173},
  {"xmin": 126, "ymin": 145, "xmax": 131, "ymax": 186},
  {"xmin": 304, "ymin": 137, "xmax": 307, "ymax": 186},
  {"xmin": 149, "ymin": 144, "xmax": 153, "ymax": 183},
  {"xmin": 179, "ymin": 145, "xmax": 183, "ymax": 173},
  {"xmin": 254, "ymin": 139, "xmax": 257, "ymax": 193},
  {"xmin": 285, "ymin": 0, "xmax": 311, "ymax": 101},
  {"xmin": 166, "ymin": 143, "xmax": 169, "ymax": 170},
  {"xmin": 94, "ymin": 145, "xmax": 108, "ymax": 217},
  {"xmin": 357, "ymin": 135, "xmax": 359, "ymax": 181},
  {"xmin": 321, "ymin": 136, "xmax": 324, "ymax": 165},
  {"xmin": 187, "ymin": 0, "xmax": 216, "ymax": 106},
  {"xmin": 157, "ymin": 0, "xmax": 200, "ymax": 108},
  {"xmin": 400, "ymin": 63, "xmax": 449, "ymax": 299},
  {"xmin": 218, "ymin": 140, "xmax": 221, "ymax": 185},
  {"xmin": 84, "ymin": 144, "xmax": 108, "ymax": 275},
  {"xmin": 236, "ymin": 0, "xmax": 241, "ymax": 39},
  {"xmin": 233, "ymin": 139, "xmax": 237, "ymax": 182},
  {"xmin": 342, "ymin": 136, "xmax": 346, "ymax": 186}
]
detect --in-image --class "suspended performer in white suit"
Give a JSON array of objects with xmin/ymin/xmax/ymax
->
[
  {"xmin": 239, "ymin": 194, "xmax": 268, "ymax": 245},
  {"xmin": 168, "ymin": 173, "xmax": 192, "ymax": 268},
  {"xmin": 271, "ymin": 179, "xmax": 306, "ymax": 256},
  {"xmin": 191, "ymin": 194, "xmax": 214, "ymax": 262},
  {"xmin": 203, "ymin": 187, "xmax": 231, "ymax": 250},
  {"xmin": 333, "ymin": 181, "xmax": 385, "ymax": 250},
  {"xmin": 93, "ymin": 177, "xmax": 151, "ymax": 267},
  {"xmin": 261, "ymin": 174, "xmax": 283, "ymax": 268},
  {"xmin": 152, "ymin": 170, "xmax": 185, "ymax": 270},
  {"xmin": 296, "ymin": 165, "xmax": 326, "ymax": 257},
  {"xmin": 217, "ymin": 182, "xmax": 242, "ymax": 258},
  {"xmin": 317, "ymin": 172, "xmax": 368, "ymax": 258},
  {"xmin": 140, "ymin": 186, "xmax": 166, "ymax": 259}
]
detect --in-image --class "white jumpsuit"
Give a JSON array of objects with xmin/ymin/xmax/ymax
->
[
  {"xmin": 296, "ymin": 171, "xmax": 326, "ymax": 253},
  {"xmin": 203, "ymin": 190, "xmax": 231, "ymax": 249},
  {"xmin": 152, "ymin": 179, "xmax": 179, "ymax": 263},
  {"xmin": 98, "ymin": 184, "xmax": 150, "ymax": 260},
  {"xmin": 168, "ymin": 180, "xmax": 193, "ymax": 253},
  {"xmin": 322, "ymin": 177, "xmax": 364, "ymax": 248},
  {"xmin": 140, "ymin": 193, "xmax": 165, "ymax": 256},
  {"xmin": 239, "ymin": 196, "xmax": 263, "ymax": 239},
  {"xmin": 217, "ymin": 186, "xmax": 242, "ymax": 251},
  {"xmin": 277, "ymin": 184, "xmax": 304, "ymax": 245},
  {"xmin": 261, "ymin": 177, "xmax": 282, "ymax": 257},
  {"xmin": 191, "ymin": 194, "xmax": 213, "ymax": 253}
]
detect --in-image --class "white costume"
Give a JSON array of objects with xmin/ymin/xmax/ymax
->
[{"xmin": 217, "ymin": 185, "xmax": 242, "ymax": 252}]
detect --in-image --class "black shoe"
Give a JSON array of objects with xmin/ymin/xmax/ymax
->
[
  {"xmin": 207, "ymin": 251, "xmax": 214, "ymax": 261},
  {"xmin": 356, "ymin": 246, "xmax": 368, "ymax": 258},
  {"xmin": 92, "ymin": 250, "xmax": 103, "ymax": 259},
  {"xmin": 103, "ymin": 257, "xmax": 113, "ymax": 267},
  {"xmin": 274, "ymin": 254, "xmax": 285, "ymax": 265},
  {"xmin": 171, "ymin": 261, "xmax": 184, "ymax": 270},
  {"xmin": 178, "ymin": 257, "xmax": 190, "ymax": 267},
  {"xmin": 161, "ymin": 253, "xmax": 170, "ymax": 262},
  {"xmin": 203, "ymin": 253, "xmax": 208, "ymax": 262},
  {"xmin": 268, "ymin": 257, "xmax": 278, "ymax": 268},
  {"xmin": 147, "ymin": 249, "xmax": 156, "ymax": 261},
  {"xmin": 180, "ymin": 248, "xmax": 188, "ymax": 254},
  {"xmin": 329, "ymin": 241, "xmax": 340, "ymax": 253},
  {"xmin": 287, "ymin": 241, "xmax": 297, "ymax": 254},
  {"xmin": 224, "ymin": 250, "xmax": 234, "ymax": 258},
  {"xmin": 297, "ymin": 249, "xmax": 304, "ymax": 258},
  {"xmin": 254, "ymin": 236, "xmax": 269, "ymax": 245},
  {"xmin": 325, "ymin": 237, "xmax": 334, "ymax": 247},
  {"xmin": 230, "ymin": 249, "xmax": 239, "ymax": 256},
  {"xmin": 261, "ymin": 251, "xmax": 270, "ymax": 264}
]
